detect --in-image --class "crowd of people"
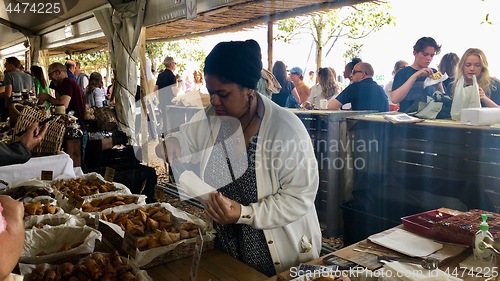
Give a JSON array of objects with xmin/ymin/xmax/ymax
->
[{"xmin": 1, "ymin": 35, "xmax": 500, "ymax": 279}]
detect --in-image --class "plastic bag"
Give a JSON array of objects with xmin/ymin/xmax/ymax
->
[
  {"xmin": 411, "ymin": 91, "xmax": 452, "ymax": 120},
  {"xmin": 451, "ymin": 75, "xmax": 481, "ymax": 121}
]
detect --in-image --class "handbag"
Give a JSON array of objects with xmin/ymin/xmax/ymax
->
[
  {"xmin": 450, "ymin": 75, "xmax": 481, "ymax": 121},
  {"xmin": 410, "ymin": 91, "xmax": 452, "ymax": 120}
]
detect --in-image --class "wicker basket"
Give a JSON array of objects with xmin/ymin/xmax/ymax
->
[
  {"xmin": 94, "ymin": 106, "xmax": 118, "ymax": 131},
  {"xmin": 11, "ymin": 105, "xmax": 66, "ymax": 156}
]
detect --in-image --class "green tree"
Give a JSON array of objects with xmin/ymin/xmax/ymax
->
[
  {"xmin": 275, "ymin": 1, "xmax": 394, "ymax": 71},
  {"xmin": 145, "ymin": 42, "xmax": 166, "ymax": 74},
  {"xmin": 146, "ymin": 39, "xmax": 206, "ymax": 78}
]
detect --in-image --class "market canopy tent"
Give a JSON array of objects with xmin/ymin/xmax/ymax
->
[{"xmin": 0, "ymin": 0, "xmax": 372, "ymax": 143}]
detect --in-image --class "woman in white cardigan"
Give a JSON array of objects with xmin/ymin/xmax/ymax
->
[{"xmin": 163, "ymin": 40, "xmax": 321, "ymax": 276}]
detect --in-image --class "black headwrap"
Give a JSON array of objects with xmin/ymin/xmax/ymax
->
[{"xmin": 204, "ymin": 39, "xmax": 262, "ymax": 89}]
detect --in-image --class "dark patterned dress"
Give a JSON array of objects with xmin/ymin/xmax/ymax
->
[{"xmin": 203, "ymin": 122, "xmax": 276, "ymax": 277}]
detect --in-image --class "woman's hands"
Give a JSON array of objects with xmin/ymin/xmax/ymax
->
[
  {"xmin": 478, "ymin": 87, "xmax": 499, "ymax": 107},
  {"xmin": 0, "ymin": 195, "xmax": 24, "ymax": 225},
  {"xmin": 204, "ymin": 192, "xmax": 241, "ymax": 225}
]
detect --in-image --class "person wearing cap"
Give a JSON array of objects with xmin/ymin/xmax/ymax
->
[
  {"xmin": 161, "ymin": 40, "xmax": 321, "ymax": 276},
  {"xmin": 328, "ymin": 62, "xmax": 389, "ymax": 112},
  {"xmin": 155, "ymin": 56, "xmax": 177, "ymax": 135},
  {"xmin": 289, "ymin": 67, "xmax": 311, "ymax": 105}
]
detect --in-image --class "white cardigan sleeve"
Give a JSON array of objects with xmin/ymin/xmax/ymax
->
[{"xmin": 238, "ymin": 105, "xmax": 319, "ymax": 229}]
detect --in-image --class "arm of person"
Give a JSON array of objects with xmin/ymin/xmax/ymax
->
[
  {"xmin": 1, "ymin": 84, "xmax": 12, "ymax": 99},
  {"xmin": 0, "ymin": 142, "xmax": 30, "ymax": 166},
  {"xmin": 327, "ymin": 99, "xmax": 343, "ymax": 110},
  {"xmin": 0, "ymin": 196, "xmax": 25, "ymax": 280},
  {"xmin": 391, "ymin": 68, "xmax": 432, "ymax": 104},
  {"xmin": 0, "ymin": 122, "xmax": 48, "ymax": 167},
  {"xmin": 328, "ymin": 86, "xmax": 351, "ymax": 110},
  {"xmin": 479, "ymin": 87, "xmax": 500, "ymax": 107},
  {"xmin": 38, "ymin": 92, "xmax": 71, "ymax": 108},
  {"xmin": 292, "ymin": 88, "xmax": 300, "ymax": 105}
]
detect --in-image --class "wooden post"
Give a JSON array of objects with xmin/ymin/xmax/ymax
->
[
  {"xmin": 267, "ymin": 21, "xmax": 273, "ymax": 71},
  {"xmin": 138, "ymin": 27, "xmax": 151, "ymax": 163}
]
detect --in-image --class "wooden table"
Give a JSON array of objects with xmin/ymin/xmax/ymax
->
[
  {"xmin": 269, "ymin": 226, "xmax": 491, "ymax": 281},
  {"xmin": 145, "ymin": 249, "xmax": 269, "ymax": 281},
  {"xmin": 346, "ymin": 114, "xmax": 500, "ymax": 211},
  {"xmin": 95, "ymin": 239, "xmax": 268, "ymax": 281},
  {"xmin": 342, "ymin": 114, "xmax": 500, "ymax": 245}
]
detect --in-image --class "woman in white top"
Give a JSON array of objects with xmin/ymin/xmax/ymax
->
[
  {"xmin": 384, "ymin": 60, "xmax": 408, "ymax": 109},
  {"xmin": 192, "ymin": 70, "xmax": 209, "ymax": 94},
  {"xmin": 85, "ymin": 72, "xmax": 106, "ymax": 108},
  {"xmin": 163, "ymin": 40, "xmax": 321, "ymax": 276},
  {"xmin": 307, "ymin": 67, "xmax": 341, "ymax": 108}
]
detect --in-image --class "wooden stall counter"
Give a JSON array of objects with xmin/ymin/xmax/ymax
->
[
  {"xmin": 269, "ymin": 225, "xmax": 490, "ymax": 281},
  {"xmin": 145, "ymin": 249, "xmax": 268, "ymax": 281}
]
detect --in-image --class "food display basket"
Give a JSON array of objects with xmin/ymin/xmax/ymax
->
[{"xmin": 11, "ymin": 105, "xmax": 65, "ymax": 156}]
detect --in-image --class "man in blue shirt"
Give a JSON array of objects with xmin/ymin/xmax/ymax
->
[{"xmin": 327, "ymin": 62, "xmax": 389, "ymax": 112}]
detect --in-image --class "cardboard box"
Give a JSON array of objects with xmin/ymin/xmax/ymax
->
[{"xmin": 461, "ymin": 108, "xmax": 500, "ymax": 126}]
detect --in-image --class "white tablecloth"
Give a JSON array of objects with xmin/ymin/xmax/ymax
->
[{"xmin": 0, "ymin": 152, "xmax": 75, "ymax": 189}]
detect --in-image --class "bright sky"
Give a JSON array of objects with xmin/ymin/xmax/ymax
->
[{"xmin": 198, "ymin": 0, "xmax": 500, "ymax": 86}]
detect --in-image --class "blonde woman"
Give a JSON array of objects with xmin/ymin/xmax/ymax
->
[
  {"xmin": 85, "ymin": 72, "xmax": 106, "ymax": 108},
  {"xmin": 452, "ymin": 48, "xmax": 500, "ymax": 108},
  {"xmin": 192, "ymin": 70, "xmax": 208, "ymax": 94},
  {"xmin": 308, "ymin": 67, "xmax": 341, "ymax": 108}
]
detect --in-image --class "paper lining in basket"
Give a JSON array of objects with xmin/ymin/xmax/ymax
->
[
  {"xmin": 99, "ymin": 202, "xmax": 216, "ymax": 267},
  {"xmin": 0, "ymin": 179, "xmax": 55, "ymax": 202},
  {"xmin": 70, "ymin": 193, "xmax": 147, "ymax": 220},
  {"xmin": 21, "ymin": 225, "xmax": 102, "ymax": 264},
  {"xmin": 51, "ymin": 172, "xmax": 132, "ymax": 211},
  {"xmin": 19, "ymin": 252, "xmax": 152, "ymax": 281},
  {"xmin": 24, "ymin": 213, "xmax": 86, "ymax": 229}
]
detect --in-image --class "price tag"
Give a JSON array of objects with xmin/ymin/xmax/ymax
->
[
  {"xmin": 189, "ymin": 229, "xmax": 204, "ymax": 281},
  {"xmin": 40, "ymin": 170, "xmax": 53, "ymax": 181},
  {"xmin": 67, "ymin": 194, "xmax": 84, "ymax": 209},
  {"xmin": 122, "ymin": 231, "xmax": 137, "ymax": 258},
  {"xmin": 104, "ymin": 167, "xmax": 115, "ymax": 182}
]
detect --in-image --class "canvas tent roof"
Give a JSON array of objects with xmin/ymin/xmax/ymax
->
[{"xmin": 0, "ymin": 0, "xmax": 369, "ymax": 57}]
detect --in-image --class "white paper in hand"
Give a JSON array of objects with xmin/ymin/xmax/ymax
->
[
  {"xmin": 178, "ymin": 171, "xmax": 216, "ymax": 202},
  {"xmin": 424, "ymin": 72, "xmax": 448, "ymax": 88}
]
